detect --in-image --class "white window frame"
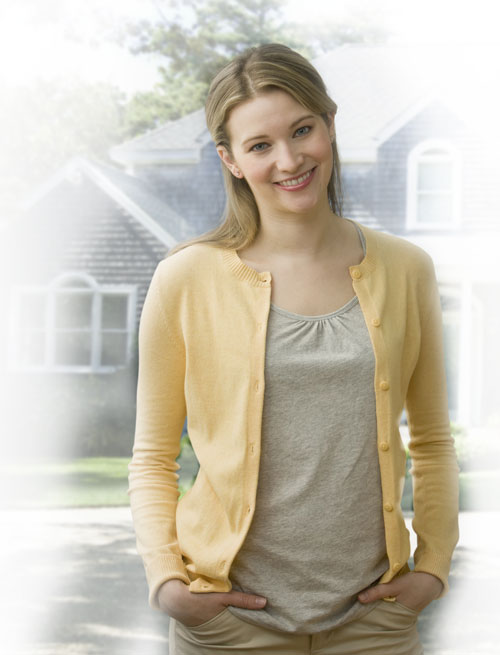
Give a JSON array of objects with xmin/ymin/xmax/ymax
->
[
  {"xmin": 407, "ymin": 140, "xmax": 461, "ymax": 230},
  {"xmin": 8, "ymin": 272, "xmax": 137, "ymax": 373}
]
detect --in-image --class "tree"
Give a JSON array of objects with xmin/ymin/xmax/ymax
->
[
  {"xmin": 121, "ymin": 0, "xmax": 304, "ymax": 133},
  {"xmin": 120, "ymin": 0, "xmax": 392, "ymax": 134},
  {"xmin": 0, "ymin": 79, "xmax": 127, "ymax": 219}
]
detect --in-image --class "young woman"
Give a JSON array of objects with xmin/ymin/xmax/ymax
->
[{"xmin": 128, "ymin": 44, "xmax": 459, "ymax": 654}]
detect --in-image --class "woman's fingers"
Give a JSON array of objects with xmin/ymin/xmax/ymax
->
[
  {"xmin": 157, "ymin": 579, "xmax": 267, "ymax": 627},
  {"xmin": 357, "ymin": 572, "xmax": 443, "ymax": 611},
  {"xmin": 223, "ymin": 589, "xmax": 267, "ymax": 609}
]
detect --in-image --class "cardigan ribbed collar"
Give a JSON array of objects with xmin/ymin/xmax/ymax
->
[{"xmin": 220, "ymin": 219, "xmax": 378, "ymax": 287}]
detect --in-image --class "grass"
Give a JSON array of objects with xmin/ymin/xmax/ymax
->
[
  {"xmin": 1, "ymin": 452, "xmax": 498, "ymax": 510},
  {"xmin": 0, "ymin": 441, "xmax": 199, "ymax": 508},
  {"xmin": 0, "ymin": 457, "xmax": 132, "ymax": 508}
]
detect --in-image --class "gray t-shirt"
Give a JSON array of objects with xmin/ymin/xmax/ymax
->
[{"xmin": 228, "ymin": 226, "xmax": 389, "ymax": 633}]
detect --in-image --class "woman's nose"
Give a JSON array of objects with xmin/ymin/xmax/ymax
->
[{"xmin": 276, "ymin": 142, "xmax": 304, "ymax": 172}]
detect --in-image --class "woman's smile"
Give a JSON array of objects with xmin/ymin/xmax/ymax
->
[
  {"xmin": 218, "ymin": 89, "xmax": 335, "ymax": 218},
  {"xmin": 274, "ymin": 166, "xmax": 317, "ymax": 190}
]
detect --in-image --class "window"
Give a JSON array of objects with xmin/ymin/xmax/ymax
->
[
  {"xmin": 407, "ymin": 141, "xmax": 461, "ymax": 229},
  {"xmin": 9, "ymin": 272, "xmax": 136, "ymax": 372},
  {"xmin": 440, "ymin": 288, "xmax": 461, "ymax": 422}
]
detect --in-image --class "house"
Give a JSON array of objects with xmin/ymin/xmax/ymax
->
[
  {"xmin": 0, "ymin": 157, "xmax": 196, "ymax": 458},
  {"xmin": 313, "ymin": 44, "xmax": 500, "ymax": 435},
  {"xmin": 1, "ymin": 43, "xmax": 498, "ymax": 459}
]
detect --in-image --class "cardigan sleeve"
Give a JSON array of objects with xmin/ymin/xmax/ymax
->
[
  {"xmin": 127, "ymin": 262, "xmax": 191, "ymax": 610},
  {"xmin": 404, "ymin": 255, "xmax": 460, "ymax": 597}
]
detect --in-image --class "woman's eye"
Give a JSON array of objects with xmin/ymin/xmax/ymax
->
[
  {"xmin": 251, "ymin": 142, "xmax": 269, "ymax": 152},
  {"xmin": 295, "ymin": 125, "xmax": 311, "ymax": 137}
]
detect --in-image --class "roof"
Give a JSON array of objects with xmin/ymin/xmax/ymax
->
[
  {"xmin": 20, "ymin": 156, "xmax": 196, "ymax": 246},
  {"xmin": 109, "ymin": 44, "xmax": 500, "ymax": 168},
  {"xmin": 109, "ymin": 108, "xmax": 211, "ymax": 166},
  {"xmin": 314, "ymin": 43, "xmax": 500, "ymax": 161}
]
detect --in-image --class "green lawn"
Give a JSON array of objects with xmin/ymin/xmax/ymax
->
[
  {"xmin": 0, "ymin": 442, "xmax": 198, "ymax": 508},
  {"xmin": 1, "ymin": 453, "xmax": 497, "ymax": 510}
]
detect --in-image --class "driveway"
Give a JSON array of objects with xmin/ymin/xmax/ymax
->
[{"xmin": 1, "ymin": 508, "xmax": 498, "ymax": 654}]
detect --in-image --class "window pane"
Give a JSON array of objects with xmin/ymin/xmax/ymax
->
[
  {"xmin": 102, "ymin": 295, "xmax": 128, "ymax": 329},
  {"xmin": 101, "ymin": 332, "xmax": 128, "ymax": 366},
  {"xmin": 417, "ymin": 193, "xmax": 453, "ymax": 223},
  {"xmin": 55, "ymin": 292, "xmax": 93, "ymax": 329},
  {"xmin": 418, "ymin": 161, "xmax": 452, "ymax": 191},
  {"xmin": 54, "ymin": 330, "xmax": 92, "ymax": 366},
  {"xmin": 19, "ymin": 293, "xmax": 46, "ymax": 328},
  {"xmin": 18, "ymin": 330, "xmax": 45, "ymax": 366}
]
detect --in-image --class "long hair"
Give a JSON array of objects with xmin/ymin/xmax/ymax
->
[{"xmin": 168, "ymin": 43, "xmax": 343, "ymax": 257}]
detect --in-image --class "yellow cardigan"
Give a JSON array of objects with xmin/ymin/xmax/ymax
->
[{"xmin": 127, "ymin": 220, "xmax": 459, "ymax": 611}]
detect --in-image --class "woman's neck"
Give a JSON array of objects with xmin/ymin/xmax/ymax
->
[{"xmin": 242, "ymin": 209, "xmax": 344, "ymax": 263}]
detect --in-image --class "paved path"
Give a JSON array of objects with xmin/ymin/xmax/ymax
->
[{"xmin": 1, "ymin": 508, "xmax": 498, "ymax": 655}]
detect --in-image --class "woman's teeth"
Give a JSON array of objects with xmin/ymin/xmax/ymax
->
[{"xmin": 277, "ymin": 169, "xmax": 312, "ymax": 187}]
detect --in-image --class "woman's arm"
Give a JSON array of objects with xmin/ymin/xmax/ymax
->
[
  {"xmin": 358, "ymin": 253, "xmax": 459, "ymax": 610},
  {"xmin": 127, "ymin": 264, "xmax": 191, "ymax": 610},
  {"xmin": 404, "ymin": 255, "xmax": 460, "ymax": 597}
]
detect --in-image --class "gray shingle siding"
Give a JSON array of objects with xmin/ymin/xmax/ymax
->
[
  {"xmin": 134, "ymin": 142, "xmax": 226, "ymax": 237},
  {"xmin": 374, "ymin": 101, "xmax": 468, "ymax": 234},
  {"xmin": 8, "ymin": 175, "xmax": 167, "ymax": 324},
  {"xmin": 341, "ymin": 163, "xmax": 378, "ymax": 227}
]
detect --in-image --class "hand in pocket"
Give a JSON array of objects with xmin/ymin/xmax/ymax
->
[
  {"xmin": 357, "ymin": 571, "xmax": 444, "ymax": 613},
  {"xmin": 158, "ymin": 579, "xmax": 267, "ymax": 627}
]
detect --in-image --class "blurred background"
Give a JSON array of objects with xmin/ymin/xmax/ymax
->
[{"xmin": 0, "ymin": 0, "xmax": 499, "ymax": 653}]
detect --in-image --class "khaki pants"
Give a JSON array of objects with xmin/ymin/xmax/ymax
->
[{"xmin": 169, "ymin": 599, "xmax": 423, "ymax": 654}]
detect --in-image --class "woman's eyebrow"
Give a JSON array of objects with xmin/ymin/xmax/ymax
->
[{"xmin": 241, "ymin": 114, "xmax": 315, "ymax": 146}]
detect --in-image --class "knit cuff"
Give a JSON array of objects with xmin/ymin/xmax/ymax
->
[
  {"xmin": 145, "ymin": 554, "xmax": 191, "ymax": 610},
  {"xmin": 413, "ymin": 551, "xmax": 453, "ymax": 598}
]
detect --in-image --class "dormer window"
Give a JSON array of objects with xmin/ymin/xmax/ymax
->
[{"xmin": 407, "ymin": 141, "xmax": 461, "ymax": 229}]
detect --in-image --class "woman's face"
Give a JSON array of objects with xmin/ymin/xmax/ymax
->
[{"xmin": 217, "ymin": 89, "xmax": 335, "ymax": 219}]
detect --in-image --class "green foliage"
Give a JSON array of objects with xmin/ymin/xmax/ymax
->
[
  {"xmin": 1, "ymin": 457, "xmax": 131, "ymax": 508},
  {"xmin": 123, "ymin": 73, "xmax": 208, "ymax": 132},
  {"xmin": 0, "ymin": 79, "xmax": 128, "ymax": 217},
  {"xmin": 121, "ymin": 0, "xmax": 302, "ymax": 133},
  {"xmin": 129, "ymin": 0, "xmax": 292, "ymax": 82},
  {"xmin": 450, "ymin": 422, "xmax": 473, "ymax": 471},
  {"xmin": 119, "ymin": 0, "xmax": 393, "ymax": 134}
]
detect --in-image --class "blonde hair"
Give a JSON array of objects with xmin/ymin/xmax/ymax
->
[{"xmin": 168, "ymin": 43, "xmax": 343, "ymax": 257}]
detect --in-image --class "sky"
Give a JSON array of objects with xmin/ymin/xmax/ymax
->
[{"xmin": 1, "ymin": 0, "xmax": 499, "ymax": 96}]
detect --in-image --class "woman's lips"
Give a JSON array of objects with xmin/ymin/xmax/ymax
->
[{"xmin": 274, "ymin": 167, "xmax": 316, "ymax": 191}]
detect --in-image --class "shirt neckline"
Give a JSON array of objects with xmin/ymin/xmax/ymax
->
[
  {"xmin": 270, "ymin": 294, "xmax": 360, "ymax": 322},
  {"xmin": 220, "ymin": 218, "xmax": 376, "ymax": 287}
]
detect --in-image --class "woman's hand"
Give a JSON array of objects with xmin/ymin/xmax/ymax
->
[
  {"xmin": 357, "ymin": 571, "xmax": 444, "ymax": 613},
  {"xmin": 158, "ymin": 579, "xmax": 267, "ymax": 627}
]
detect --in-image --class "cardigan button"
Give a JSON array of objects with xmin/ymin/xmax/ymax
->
[
  {"xmin": 371, "ymin": 318, "xmax": 381, "ymax": 327},
  {"xmin": 380, "ymin": 380, "xmax": 390, "ymax": 391},
  {"xmin": 392, "ymin": 562, "xmax": 401, "ymax": 572},
  {"xmin": 351, "ymin": 268, "xmax": 362, "ymax": 280},
  {"xmin": 384, "ymin": 503, "xmax": 394, "ymax": 512},
  {"xmin": 379, "ymin": 442, "xmax": 389, "ymax": 451}
]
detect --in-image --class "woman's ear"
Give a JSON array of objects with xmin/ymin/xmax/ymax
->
[{"xmin": 217, "ymin": 146, "xmax": 243, "ymax": 179}]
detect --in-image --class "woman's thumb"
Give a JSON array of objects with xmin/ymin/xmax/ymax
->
[
  {"xmin": 225, "ymin": 590, "xmax": 267, "ymax": 610},
  {"xmin": 358, "ymin": 583, "xmax": 396, "ymax": 604}
]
